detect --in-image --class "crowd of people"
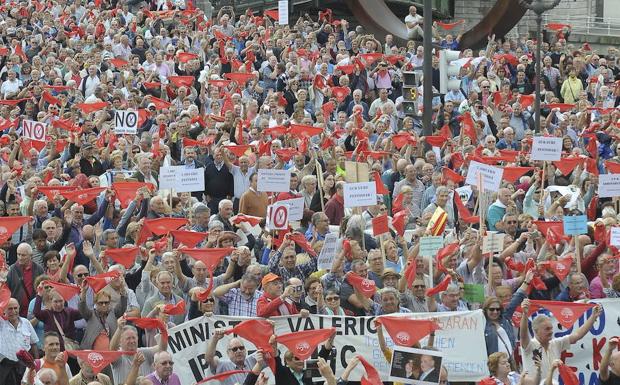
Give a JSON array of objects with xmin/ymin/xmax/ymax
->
[{"xmin": 0, "ymin": 1, "xmax": 619, "ymax": 385}]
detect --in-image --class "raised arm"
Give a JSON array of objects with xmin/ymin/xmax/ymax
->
[
  {"xmin": 569, "ymin": 304, "xmax": 602, "ymax": 344},
  {"xmin": 520, "ymin": 298, "xmax": 531, "ymax": 349},
  {"xmin": 600, "ymin": 337, "xmax": 618, "ymax": 381},
  {"xmin": 205, "ymin": 328, "xmax": 225, "ymax": 370}
]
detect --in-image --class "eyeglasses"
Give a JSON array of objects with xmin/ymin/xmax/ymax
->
[
  {"xmin": 488, "ymin": 308, "xmax": 501, "ymax": 312},
  {"xmin": 506, "ymin": 220, "xmax": 517, "ymax": 224},
  {"xmin": 229, "ymin": 346, "xmax": 245, "ymax": 352},
  {"xmin": 76, "ymin": 273, "xmax": 89, "ymax": 278},
  {"xmin": 325, "ymin": 296, "xmax": 340, "ymax": 302}
]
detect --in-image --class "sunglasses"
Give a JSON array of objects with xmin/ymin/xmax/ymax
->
[
  {"xmin": 229, "ymin": 346, "xmax": 245, "ymax": 352},
  {"xmin": 76, "ymin": 273, "xmax": 89, "ymax": 278},
  {"xmin": 488, "ymin": 308, "xmax": 501, "ymax": 312},
  {"xmin": 325, "ymin": 297, "xmax": 340, "ymax": 302},
  {"xmin": 204, "ymin": 298, "xmax": 215, "ymax": 303},
  {"xmin": 506, "ymin": 220, "xmax": 517, "ymax": 224}
]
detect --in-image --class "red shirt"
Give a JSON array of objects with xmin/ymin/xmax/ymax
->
[{"xmin": 19, "ymin": 263, "xmax": 34, "ymax": 317}]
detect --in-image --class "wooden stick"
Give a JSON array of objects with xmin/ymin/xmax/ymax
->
[
  {"xmin": 539, "ymin": 161, "xmax": 546, "ymax": 214},
  {"xmin": 575, "ymin": 235, "xmax": 582, "ymax": 273},
  {"xmin": 316, "ymin": 160, "xmax": 325, "ymax": 212}
]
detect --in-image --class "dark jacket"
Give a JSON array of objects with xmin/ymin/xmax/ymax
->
[
  {"xmin": 484, "ymin": 288, "xmax": 527, "ymax": 355},
  {"xmin": 274, "ymin": 346, "xmax": 332, "ymax": 385}
]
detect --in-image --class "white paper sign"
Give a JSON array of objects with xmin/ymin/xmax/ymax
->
[
  {"xmin": 159, "ymin": 166, "xmax": 205, "ymax": 192},
  {"xmin": 482, "ymin": 232, "xmax": 505, "ymax": 254},
  {"xmin": 258, "ymin": 169, "xmax": 291, "ymax": 192},
  {"xmin": 114, "ymin": 110, "xmax": 138, "ymax": 134},
  {"xmin": 278, "ymin": 0, "xmax": 289, "ymax": 25},
  {"xmin": 280, "ymin": 197, "xmax": 304, "ymax": 221},
  {"xmin": 598, "ymin": 173, "xmax": 620, "ymax": 198},
  {"xmin": 465, "ymin": 161, "xmax": 503, "ymax": 192},
  {"xmin": 610, "ymin": 227, "xmax": 620, "ymax": 247},
  {"xmin": 22, "ymin": 119, "xmax": 47, "ymax": 141},
  {"xmin": 343, "ymin": 182, "xmax": 377, "ymax": 208},
  {"xmin": 267, "ymin": 202, "xmax": 289, "ymax": 230},
  {"xmin": 531, "ymin": 136, "xmax": 562, "ymax": 161},
  {"xmin": 317, "ymin": 233, "xmax": 342, "ymax": 270}
]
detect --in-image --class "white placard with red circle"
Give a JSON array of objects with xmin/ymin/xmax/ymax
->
[{"xmin": 267, "ymin": 202, "xmax": 289, "ymax": 230}]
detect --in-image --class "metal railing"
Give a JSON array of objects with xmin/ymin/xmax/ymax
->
[{"xmin": 542, "ymin": 14, "xmax": 620, "ymax": 37}]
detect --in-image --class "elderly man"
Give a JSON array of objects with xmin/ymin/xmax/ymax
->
[
  {"xmin": 436, "ymin": 284, "xmax": 468, "ymax": 312},
  {"xmin": 268, "ymin": 237, "xmax": 317, "ymax": 282},
  {"xmin": 214, "ymin": 199, "xmax": 235, "ymax": 232},
  {"xmin": 487, "ymin": 188, "xmax": 513, "ymax": 231},
  {"xmin": 324, "ymin": 181, "xmax": 345, "ymax": 225},
  {"xmin": 0, "ymin": 298, "xmax": 39, "ymax": 383},
  {"xmin": 110, "ymin": 318, "xmax": 167, "ymax": 384},
  {"xmin": 213, "ymin": 273, "xmax": 262, "ymax": 317},
  {"xmin": 373, "ymin": 287, "xmax": 412, "ymax": 315},
  {"xmin": 205, "ymin": 328, "xmax": 259, "ymax": 385},
  {"xmin": 66, "ymin": 197, "xmax": 109, "ymax": 245},
  {"xmin": 555, "ymin": 272, "xmax": 589, "ymax": 301},
  {"xmin": 204, "ymin": 147, "xmax": 233, "ymax": 215},
  {"xmin": 404, "ymin": 5, "xmax": 424, "ymax": 40},
  {"xmin": 496, "ymin": 127, "xmax": 520, "ymax": 150},
  {"xmin": 69, "ymin": 357, "xmax": 112, "ymax": 385},
  {"xmin": 223, "ymin": 150, "xmax": 255, "ymax": 211},
  {"xmin": 257, "ymin": 273, "xmax": 299, "ymax": 318},
  {"xmin": 146, "ymin": 351, "xmax": 181, "ymax": 385},
  {"xmin": 7, "ymin": 243, "xmax": 44, "ymax": 317},
  {"xmin": 131, "ymin": 155, "xmax": 159, "ymax": 187},
  {"xmin": 520, "ymin": 299, "xmax": 602, "ymax": 379},
  {"xmin": 141, "ymin": 271, "xmax": 185, "ymax": 325},
  {"xmin": 394, "ymin": 164, "xmax": 425, "ymax": 212}
]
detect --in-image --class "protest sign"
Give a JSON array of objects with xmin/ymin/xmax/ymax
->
[
  {"xmin": 345, "ymin": 161, "xmax": 370, "ymax": 183},
  {"xmin": 258, "ymin": 169, "xmax": 291, "ymax": 192},
  {"xmin": 22, "ymin": 119, "xmax": 47, "ymax": 141},
  {"xmin": 168, "ymin": 311, "xmax": 489, "ymax": 385},
  {"xmin": 463, "ymin": 284, "xmax": 485, "ymax": 304},
  {"xmin": 609, "ymin": 227, "xmax": 620, "ymax": 247},
  {"xmin": 343, "ymin": 182, "xmax": 377, "ymax": 208},
  {"xmin": 389, "ymin": 346, "xmax": 444, "ymax": 385},
  {"xmin": 563, "ymin": 215, "xmax": 587, "ymax": 236},
  {"xmin": 598, "ymin": 173, "xmax": 620, "ymax": 198},
  {"xmin": 114, "ymin": 110, "xmax": 138, "ymax": 134},
  {"xmin": 482, "ymin": 232, "xmax": 505, "ymax": 254},
  {"xmin": 465, "ymin": 161, "xmax": 503, "ymax": 192},
  {"xmin": 267, "ymin": 202, "xmax": 289, "ymax": 230},
  {"xmin": 317, "ymin": 232, "xmax": 341, "ymax": 270},
  {"xmin": 419, "ymin": 236, "xmax": 444, "ymax": 257},
  {"xmin": 531, "ymin": 136, "xmax": 562, "ymax": 161},
  {"xmin": 158, "ymin": 166, "xmax": 205, "ymax": 192},
  {"xmin": 279, "ymin": 197, "xmax": 304, "ymax": 221},
  {"xmin": 278, "ymin": 0, "xmax": 288, "ymax": 24}
]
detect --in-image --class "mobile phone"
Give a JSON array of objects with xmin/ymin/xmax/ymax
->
[
  {"xmin": 304, "ymin": 359, "xmax": 319, "ymax": 370},
  {"xmin": 533, "ymin": 348, "xmax": 542, "ymax": 361}
]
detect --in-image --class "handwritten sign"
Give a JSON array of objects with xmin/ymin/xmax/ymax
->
[
  {"xmin": 563, "ymin": 215, "xmax": 587, "ymax": 236},
  {"xmin": 279, "ymin": 197, "xmax": 304, "ymax": 221},
  {"xmin": 610, "ymin": 227, "xmax": 620, "ymax": 247},
  {"xmin": 531, "ymin": 136, "xmax": 562, "ymax": 161},
  {"xmin": 317, "ymin": 233, "xmax": 342, "ymax": 270},
  {"xmin": 465, "ymin": 161, "xmax": 503, "ymax": 192},
  {"xmin": 159, "ymin": 166, "xmax": 205, "ymax": 192},
  {"xmin": 343, "ymin": 182, "xmax": 376, "ymax": 208},
  {"xmin": 482, "ymin": 232, "xmax": 505, "ymax": 254}
]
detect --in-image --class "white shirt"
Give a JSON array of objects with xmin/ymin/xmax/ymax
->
[
  {"xmin": 1, "ymin": 78, "xmax": 21, "ymax": 98},
  {"xmin": 0, "ymin": 317, "xmax": 39, "ymax": 361},
  {"xmin": 521, "ymin": 335, "xmax": 571, "ymax": 380},
  {"xmin": 405, "ymin": 14, "xmax": 423, "ymax": 32},
  {"xmin": 80, "ymin": 75, "xmax": 100, "ymax": 98}
]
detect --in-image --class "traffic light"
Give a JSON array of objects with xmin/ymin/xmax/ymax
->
[
  {"xmin": 439, "ymin": 49, "xmax": 461, "ymax": 94},
  {"xmin": 401, "ymin": 71, "xmax": 420, "ymax": 117}
]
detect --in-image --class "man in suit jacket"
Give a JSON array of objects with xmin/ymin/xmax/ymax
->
[
  {"xmin": 419, "ymin": 355, "xmax": 439, "ymax": 383},
  {"xmin": 131, "ymin": 155, "xmax": 159, "ymax": 188}
]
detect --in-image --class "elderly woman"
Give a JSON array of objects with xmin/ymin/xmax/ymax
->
[
  {"xmin": 483, "ymin": 270, "xmax": 532, "ymax": 359},
  {"xmin": 300, "ymin": 175, "xmax": 317, "ymax": 208},
  {"xmin": 487, "ymin": 352, "xmax": 520, "ymax": 385},
  {"xmin": 79, "ymin": 284, "xmax": 127, "ymax": 350},
  {"xmin": 321, "ymin": 288, "xmax": 353, "ymax": 316}
]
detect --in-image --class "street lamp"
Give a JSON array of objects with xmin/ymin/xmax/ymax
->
[{"xmin": 518, "ymin": 0, "xmax": 561, "ymax": 133}]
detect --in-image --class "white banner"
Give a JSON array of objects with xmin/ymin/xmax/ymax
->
[
  {"xmin": 114, "ymin": 110, "xmax": 138, "ymax": 134},
  {"xmin": 167, "ymin": 311, "xmax": 489, "ymax": 384},
  {"xmin": 466, "ymin": 161, "xmax": 503, "ymax": 192},
  {"xmin": 343, "ymin": 182, "xmax": 377, "ymax": 208},
  {"xmin": 22, "ymin": 119, "xmax": 47, "ymax": 141},
  {"xmin": 159, "ymin": 166, "xmax": 205, "ymax": 192},
  {"xmin": 525, "ymin": 298, "xmax": 617, "ymax": 385},
  {"xmin": 258, "ymin": 169, "xmax": 291, "ymax": 192},
  {"xmin": 531, "ymin": 136, "xmax": 562, "ymax": 161},
  {"xmin": 598, "ymin": 173, "xmax": 620, "ymax": 198}
]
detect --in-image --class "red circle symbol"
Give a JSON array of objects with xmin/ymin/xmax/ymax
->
[{"xmin": 273, "ymin": 206, "xmax": 288, "ymax": 228}]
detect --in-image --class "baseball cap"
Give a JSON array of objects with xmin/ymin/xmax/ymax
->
[{"xmin": 261, "ymin": 273, "xmax": 281, "ymax": 287}]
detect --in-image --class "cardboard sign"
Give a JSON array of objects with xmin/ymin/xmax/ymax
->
[
  {"xmin": 343, "ymin": 182, "xmax": 377, "ymax": 208},
  {"xmin": 389, "ymin": 346, "xmax": 444, "ymax": 385},
  {"xmin": 317, "ymin": 232, "xmax": 342, "ymax": 270},
  {"xmin": 598, "ymin": 173, "xmax": 620, "ymax": 198},
  {"xmin": 531, "ymin": 136, "xmax": 562, "ymax": 161},
  {"xmin": 463, "ymin": 284, "xmax": 485, "ymax": 303},
  {"xmin": 345, "ymin": 161, "xmax": 370, "ymax": 183},
  {"xmin": 482, "ymin": 232, "xmax": 505, "ymax": 254},
  {"xmin": 563, "ymin": 215, "xmax": 587, "ymax": 236},
  {"xmin": 419, "ymin": 236, "xmax": 444, "ymax": 257},
  {"xmin": 258, "ymin": 169, "xmax": 291, "ymax": 192},
  {"xmin": 610, "ymin": 227, "xmax": 620, "ymax": 247},
  {"xmin": 267, "ymin": 202, "xmax": 289, "ymax": 230},
  {"xmin": 22, "ymin": 119, "xmax": 47, "ymax": 141},
  {"xmin": 114, "ymin": 110, "xmax": 138, "ymax": 134},
  {"xmin": 159, "ymin": 166, "xmax": 205, "ymax": 192},
  {"xmin": 465, "ymin": 161, "xmax": 503, "ymax": 192},
  {"xmin": 279, "ymin": 197, "xmax": 304, "ymax": 221}
]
